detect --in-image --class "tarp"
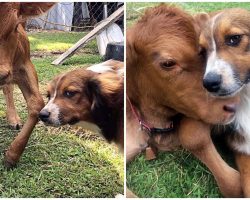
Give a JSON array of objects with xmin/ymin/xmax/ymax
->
[{"xmin": 28, "ymin": 2, "xmax": 75, "ymax": 31}]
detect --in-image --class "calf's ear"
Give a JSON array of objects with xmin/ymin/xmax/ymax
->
[
  {"xmin": 126, "ymin": 29, "xmax": 138, "ymax": 69},
  {"xmin": 193, "ymin": 12, "xmax": 210, "ymax": 34},
  {"xmin": 20, "ymin": 3, "xmax": 55, "ymax": 17}
]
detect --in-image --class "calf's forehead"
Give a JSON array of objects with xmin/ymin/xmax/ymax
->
[
  {"xmin": 0, "ymin": 3, "xmax": 20, "ymax": 37},
  {"xmin": 0, "ymin": 3, "xmax": 20, "ymax": 17}
]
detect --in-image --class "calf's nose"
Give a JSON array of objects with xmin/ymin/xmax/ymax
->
[
  {"xmin": 39, "ymin": 109, "xmax": 50, "ymax": 122},
  {"xmin": 203, "ymin": 72, "xmax": 222, "ymax": 93}
]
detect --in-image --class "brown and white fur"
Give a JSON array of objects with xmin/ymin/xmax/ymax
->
[
  {"xmin": 39, "ymin": 60, "xmax": 124, "ymax": 148},
  {"xmin": 127, "ymin": 5, "xmax": 243, "ymax": 197},
  {"xmin": 196, "ymin": 8, "xmax": 250, "ymax": 197}
]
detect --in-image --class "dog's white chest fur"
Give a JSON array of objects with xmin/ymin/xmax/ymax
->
[
  {"xmin": 73, "ymin": 121, "xmax": 104, "ymax": 138},
  {"xmin": 231, "ymin": 85, "xmax": 250, "ymax": 154}
]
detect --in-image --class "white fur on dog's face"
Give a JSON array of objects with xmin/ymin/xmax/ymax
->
[
  {"xmin": 41, "ymin": 75, "xmax": 65, "ymax": 126},
  {"xmin": 42, "ymin": 61, "xmax": 119, "ymax": 126},
  {"xmin": 42, "ymin": 99, "xmax": 60, "ymax": 125},
  {"xmin": 203, "ymin": 13, "xmax": 243, "ymax": 97},
  {"xmin": 40, "ymin": 60, "xmax": 124, "ymax": 129},
  {"xmin": 205, "ymin": 53, "xmax": 242, "ymax": 97},
  {"xmin": 199, "ymin": 9, "xmax": 250, "ymax": 97}
]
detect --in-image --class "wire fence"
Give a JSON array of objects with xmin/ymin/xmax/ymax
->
[{"xmin": 26, "ymin": 2, "xmax": 124, "ymax": 32}]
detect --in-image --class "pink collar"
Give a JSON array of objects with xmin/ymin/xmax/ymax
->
[{"xmin": 127, "ymin": 95, "xmax": 174, "ymax": 136}]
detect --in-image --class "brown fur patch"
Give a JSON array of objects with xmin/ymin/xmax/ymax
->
[{"xmin": 45, "ymin": 61, "xmax": 124, "ymax": 147}]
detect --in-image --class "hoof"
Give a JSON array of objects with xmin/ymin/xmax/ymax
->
[
  {"xmin": 3, "ymin": 157, "xmax": 17, "ymax": 170},
  {"xmin": 8, "ymin": 123, "xmax": 22, "ymax": 130}
]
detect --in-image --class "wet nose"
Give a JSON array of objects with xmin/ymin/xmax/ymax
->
[
  {"xmin": 39, "ymin": 109, "xmax": 50, "ymax": 122},
  {"xmin": 203, "ymin": 72, "xmax": 222, "ymax": 93}
]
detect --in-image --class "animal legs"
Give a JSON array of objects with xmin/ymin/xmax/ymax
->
[
  {"xmin": 4, "ymin": 61, "xmax": 44, "ymax": 168},
  {"xmin": 3, "ymin": 84, "xmax": 22, "ymax": 129},
  {"xmin": 178, "ymin": 117, "xmax": 242, "ymax": 197}
]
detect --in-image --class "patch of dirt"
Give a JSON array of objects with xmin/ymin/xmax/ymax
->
[
  {"xmin": 26, "ymin": 29, "xmax": 67, "ymax": 33},
  {"xmin": 31, "ymin": 48, "xmax": 98, "ymax": 58},
  {"xmin": 31, "ymin": 51, "xmax": 63, "ymax": 58}
]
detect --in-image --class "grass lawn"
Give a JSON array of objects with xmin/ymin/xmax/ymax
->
[
  {"xmin": 127, "ymin": 2, "xmax": 250, "ymax": 27},
  {"xmin": 0, "ymin": 31, "xmax": 123, "ymax": 197},
  {"xmin": 126, "ymin": 2, "xmax": 248, "ymax": 198}
]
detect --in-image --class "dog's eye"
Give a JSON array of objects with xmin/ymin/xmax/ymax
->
[
  {"xmin": 225, "ymin": 35, "xmax": 242, "ymax": 47},
  {"xmin": 160, "ymin": 60, "xmax": 176, "ymax": 69},
  {"xmin": 64, "ymin": 91, "xmax": 77, "ymax": 98},
  {"xmin": 47, "ymin": 93, "xmax": 51, "ymax": 100}
]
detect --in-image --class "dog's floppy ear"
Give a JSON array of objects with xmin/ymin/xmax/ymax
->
[
  {"xmin": 86, "ymin": 73, "xmax": 122, "ymax": 111},
  {"xmin": 86, "ymin": 78, "xmax": 107, "ymax": 113},
  {"xmin": 20, "ymin": 3, "xmax": 55, "ymax": 17},
  {"xmin": 86, "ymin": 73, "xmax": 122, "ymax": 141}
]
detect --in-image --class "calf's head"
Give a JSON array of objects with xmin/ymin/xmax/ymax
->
[
  {"xmin": 0, "ymin": 3, "xmax": 54, "ymax": 85},
  {"xmin": 127, "ymin": 5, "xmax": 239, "ymax": 125}
]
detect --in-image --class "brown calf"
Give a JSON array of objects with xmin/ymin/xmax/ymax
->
[
  {"xmin": 126, "ymin": 5, "xmax": 242, "ymax": 197},
  {"xmin": 0, "ymin": 3, "xmax": 54, "ymax": 168}
]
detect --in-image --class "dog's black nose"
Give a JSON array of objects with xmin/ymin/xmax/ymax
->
[
  {"xmin": 39, "ymin": 109, "xmax": 50, "ymax": 122},
  {"xmin": 203, "ymin": 72, "xmax": 222, "ymax": 93}
]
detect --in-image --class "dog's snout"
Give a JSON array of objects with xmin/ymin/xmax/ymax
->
[
  {"xmin": 203, "ymin": 72, "xmax": 222, "ymax": 93},
  {"xmin": 39, "ymin": 109, "xmax": 50, "ymax": 122}
]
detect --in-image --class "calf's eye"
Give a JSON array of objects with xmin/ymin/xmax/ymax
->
[
  {"xmin": 225, "ymin": 35, "xmax": 242, "ymax": 47},
  {"xmin": 160, "ymin": 60, "xmax": 176, "ymax": 69}
]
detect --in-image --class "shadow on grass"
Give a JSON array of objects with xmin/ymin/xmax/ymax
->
[
  {"xmin": 0, "ymin": 48, "xmax": 123, "ymax": 197},
  {"xmin": 0, "ymin": 119, "xmax": 123, "ymax": 197}
]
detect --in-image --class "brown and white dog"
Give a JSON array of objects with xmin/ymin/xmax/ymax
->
[
  {"xmin": 0, "ymin": 3, "xmax": 54, "ymax": 168},
  {"xmin": 127, "ymin": 5, "xmax": 243, "ymax": 197},
  {"xmin": 196, "ymin": 8, "xmax": 250, "ymax": 197},
  {"xmin": 39, "ymin": 60, "xmax": 124, "ymax": 148}
]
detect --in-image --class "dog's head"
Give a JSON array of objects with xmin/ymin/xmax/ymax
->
[
  {"xmin": 39, "ymin": 67, "xmax": 123, "ymax": 141},
  {"xmin": 127, "ymin": 4, "xmax": 239, "ymax": 125},
  {"xmin": 0, "ymin": 2, "xmax": 54, "ymax": 85},
  {"xmin": 197, "ymin": 8, "xmax": 250, "ymax": 97}
]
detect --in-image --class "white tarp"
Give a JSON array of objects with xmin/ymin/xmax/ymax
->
[{"xmin": 28, "ymin": 2, "xmax": 76, "ymax": 31}]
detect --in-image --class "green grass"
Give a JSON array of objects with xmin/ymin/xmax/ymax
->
[
  {"xmin": 33, "ymin": 55, "xmax": 102, "ymax": 85},
  {"xmin": 127, "ymin": 150, "xmax": 219, "ymax": 198},
  {"xmin": 127, "ymin": 2, "xmax": 250, "ymax": 27},
  {"xmin": 0, "ymin": 31, "xmax": 123, "ymax": 197},
  {"xmin": 126, "ymin": 2, "xmax": 246, "ymax": 198},
  {"xmin": 127, "ymin": 142, "xmax": 235, "ymax": 198}
]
